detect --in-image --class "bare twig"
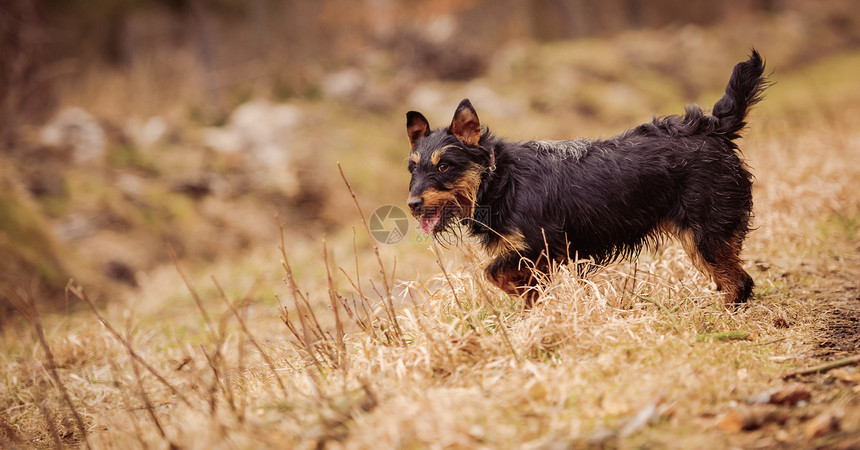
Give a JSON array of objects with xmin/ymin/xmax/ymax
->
[
  {"xmin": 200, "ymin": 344, "xmax": 222, "ymax": 416},
  {"xmin": 337, "ymin": 162, "xmax": 403, "ymax": 344},
  {"xmin": 783, "ymin": 354, "xmax": 860, "ymax": 379},
  {"xmin": 211, "ymin": 277, "xmax": 290, "ymax": 395},
  {"xmin": 106, "ymin": 357, "xmax": 147, "ymax": 448},
  {"xmin": 390, "ymin": 255, "xmax": 399, "ymax": 295},
  {"xmin": 167, "ymin": 244, "xmax": 218, "ymax": 340},
  {"xmin": 67, "ymin": 282, "xmax": 192, "ymax": 407},
  {"xmin": 336, "ymin": 270, "xmax": 375, "ymax": 335},
  {"xmin": 235, "ymin": 310, "xmax": 247, "ymax": 424},
  {"xmin": 456, "ymin": 244, "xmax": 521, "ymax": 363},
  {"xmin": 275, "ymin": 214, "xmax": 327, "ymax": 369},
  {"xmin": 278, "ymin": 257, "xmax": 330, "ymax": 370},
  {"xmin": 128, "ymin": 347, "xmax": 170, "ymax": 443},
  {"xmin": 14, "ymin": 288, "xmax": 92, "ymax": 449},
  {"xmin": 32, "ymin": 371, "xmax": 63, "ymax": 450},
  {"xmin": 342, "ymin": 228, "xmax": 380, "ymax": 337},
  {"xmin": 223, "ymin": 282, "xmax": 257, "ymax": 422},
  {"xmin": 352, "ymin": 227, "xmax": 363, "ymax": 303},
  {"xmin": 746, "ymin": 337, "xmax": 787, "ymax": 347},
  {"xmin": 431, "ymin": 239, "xmax": 466, "ymax": 314},
  {"xmin": 323, "ymin": 239, "xmax": 347, "ymax": 366}
]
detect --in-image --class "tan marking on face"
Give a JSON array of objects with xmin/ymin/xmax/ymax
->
[
  {"xmin": 410, "ymin": 152, "xmax": 420, "ymax": 164},
  {"xmin": 419, "ymin": 187, "xmax": 457, "ymax": 209},
  {"xmin": 411, "ymin": 162, "xmax": 483, "ymax": 221},
  {"xmin": 445, "ymin": 163, "xmax": 482, "ymax": 213},
  {"xmin": 429, "ymin": 144, "xmax": 461, "ymax": 166},
  {"xmin": 430, "ymin": 148, "xmax": 446, "ymax": 166}
]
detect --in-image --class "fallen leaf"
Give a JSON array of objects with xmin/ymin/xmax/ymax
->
[
  {"xmin": 618, "ymin": 395, "xmax": 664, "ymax": 438},
  {"xmin": 804, "ymin": 410, "xmax": 842, "ymax": 438},
  {"xmin": 768, "ymin": 383, "xmax": 812, "ymax": 405},
  {"xmin": 831, "ymin": 368, "xmax": 860, "ymax": 383},
  {"xmin": 717, "ymin": 405, "xmax": 788, "ymax": 433},
  {"xmin": 746, "ymin": 383, "xmax": 811, "ymax": 406},
  {"xmin": 717, "ymin": 411, "xmax": 744, "ymax": 433}
]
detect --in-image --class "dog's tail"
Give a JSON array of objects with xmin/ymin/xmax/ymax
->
[{"xmin": 711, "ymin": 49, "xmax": 769, "ymax": 138}]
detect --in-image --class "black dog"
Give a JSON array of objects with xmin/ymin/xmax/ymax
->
[{"xmin": 406, "ymin": 50, "xmax": 768, "ymax": 306}]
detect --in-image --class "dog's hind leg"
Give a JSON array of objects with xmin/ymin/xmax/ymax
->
[
  {"xmin": 707, "ymin": 236, "xmax": 754, "ymax": 305},
  {"xmin": 678, "ymin": 227, "xmax": 754, "ymax": 305}
]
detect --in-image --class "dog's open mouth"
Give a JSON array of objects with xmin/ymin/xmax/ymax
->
[{"xmin": 418, "ymin": 207, "xmax": 445, "ymax": 233}]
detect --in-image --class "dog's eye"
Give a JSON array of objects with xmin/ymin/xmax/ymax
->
[{"xmin": 438, "ymin": 164, "xmax": 449, "ymax": 172}]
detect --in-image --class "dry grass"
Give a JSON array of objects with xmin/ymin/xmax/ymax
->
[{"xmin": 3, "ymin": 45, "xmax": 860, "ymax": 450}]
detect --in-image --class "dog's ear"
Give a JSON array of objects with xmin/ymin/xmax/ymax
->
[
  {"xmin": 406, "ymin": 111, "xmax": 430, "ymax": 150},
  {"xmin": 450, "ymin": 99, "xmax": 481, "ymax": 147}
]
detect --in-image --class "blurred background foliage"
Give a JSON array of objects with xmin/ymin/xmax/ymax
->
[{"xmin": 1, "ymin": 0, "xmax": 859, "ymax": 321}]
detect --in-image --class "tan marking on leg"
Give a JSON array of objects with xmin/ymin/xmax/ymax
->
[
  {"xmin": 485, "ymin": 264, "xmax": 539, "ymax": 307},
  {"xmin": 675, "ymin": 227, "xmax": 716, "ymax": 279},
  {"xmin": 656, "ymin": 221, "xmax": 716, "ymax": 280},
  {"xmin": 485, "ymin": 230, "xmax": 527, "ymax": 258},
  {"xmin": 710, "ymin": 238, "xmax": 751, "ymax": 304},
  {"xmin": 666, "ymin": 223, "xmax": 752, "ymax": 304},
  {"xmin": 485, "ymin": 253, "xmax": 548, "ymax": 308}
]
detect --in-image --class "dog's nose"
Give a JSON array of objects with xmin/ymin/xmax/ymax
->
[{"xmin": 407, "ymin": 197, "xmax": 424, "ymax": 213}]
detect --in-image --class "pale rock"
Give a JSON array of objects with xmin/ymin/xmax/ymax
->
[{"xmin": 40, "ymin": 107, "xmax": 106, "ymax": 164}]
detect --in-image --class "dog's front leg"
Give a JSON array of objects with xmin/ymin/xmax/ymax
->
[{"xmin": 484, "ymin": 252, "xmax": 540, "ymax": 308}]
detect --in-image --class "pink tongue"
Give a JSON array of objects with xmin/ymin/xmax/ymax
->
[{"xmin": 419, "ymin": 209, "xmax": 443, "ymax": 233}]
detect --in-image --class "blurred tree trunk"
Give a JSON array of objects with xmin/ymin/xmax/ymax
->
[
  {"xmin": 188, "ymin": 0, "xmax": 223, "ymax": 121},
  {"xmin": 103, "ymin": 6, "xmax": 133, "ymax": 68},
  {"xmin": 251, "ymin": 0, "xmax": 269, "ymax": 60},
  {"xmin": 0, "ymin": 0, "xmax": 55, "ymax": 149},
  {"xmin": 624, "ymin": 0, "xmax": 643, "ymax": 29}
]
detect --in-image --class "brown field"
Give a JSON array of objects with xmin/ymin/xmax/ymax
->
[{"xmin": 3, "ymin": 3, "xmax": 860, "ymax": 449}]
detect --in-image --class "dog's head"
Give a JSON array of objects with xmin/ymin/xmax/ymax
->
[{"xmin": 406, "ymin": 99, "xmax": 492, "ymax": 234}]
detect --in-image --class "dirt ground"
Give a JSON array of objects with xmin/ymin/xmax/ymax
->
[{"xmin": 722, "ymin": 238, "xmax": 860, "ymax": 449}]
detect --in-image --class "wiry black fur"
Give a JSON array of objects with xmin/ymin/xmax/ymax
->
[{"xmin": 406, "ymin": 50, "xmax": 769, "ymax": 306}]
